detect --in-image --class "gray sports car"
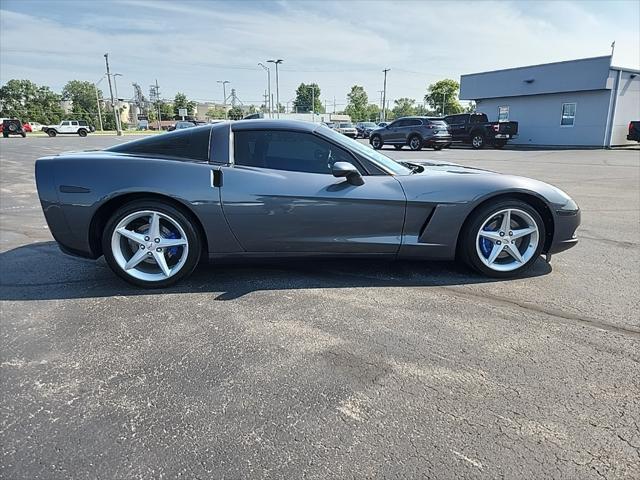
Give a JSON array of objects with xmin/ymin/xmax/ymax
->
[{"xmin": 35, "ymin": 120, "xmax": 580, "ymax": 288}]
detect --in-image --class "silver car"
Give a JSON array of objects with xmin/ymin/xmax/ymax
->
[{"xmin": 35, "ymin": 120, "xmax": 580, "ymax": 288}]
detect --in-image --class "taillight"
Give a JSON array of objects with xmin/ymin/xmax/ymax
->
[
  {"xmin": 630, "ymin": 122, "xmax": 634, "ymax": 133},
  {"xmin": 492, "ymin": 124, "xmax": 500, "ymax": 132}
]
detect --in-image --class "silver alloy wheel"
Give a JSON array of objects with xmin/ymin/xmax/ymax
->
[
  {"xmin": 111, "ymin": 210, "xmax": 189, "ymax": 282},
  {"xmin": 472, "ymin": 135, "xmax": 483, "ymax": 148},
  {"xmin": 475, "ymin": 208, "xmax": 539, "ymax": 272},
  {"xmin": 410, "ymin": 137, "xmax": 420, "ymax": 149},
  {"xmin": 371, "ymin": 136, "xmax": 381, "ymax": 148}
]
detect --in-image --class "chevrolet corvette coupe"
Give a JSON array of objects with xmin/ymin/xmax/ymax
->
[{"xmin": 35, "ymin": 120, "xmax": 580, "ymax": 288}]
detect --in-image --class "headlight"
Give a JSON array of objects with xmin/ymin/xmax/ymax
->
[{"xmin": 559, "ymin": 198, "xmax": 579, "ymax": 211}]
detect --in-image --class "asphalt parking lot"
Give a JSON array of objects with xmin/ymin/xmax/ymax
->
[{"xmin": 1, "ymin": 135, "xmax": 639, "ymax": 479}]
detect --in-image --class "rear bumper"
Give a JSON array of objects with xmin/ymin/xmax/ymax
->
[
  {"xmin": 547, "ymin": 209, "xmax": 580, "ymax": 254},
  {"xmin": 424, "ymin": 136, "xmax": 452, "ymax": 145},
  {"xmin": 627, "ymin": 134, "xmax": 640, "ymax": 142},
  {"xmin": 494, "ymin": 134, "xmax": 517, "ymax": 139}
]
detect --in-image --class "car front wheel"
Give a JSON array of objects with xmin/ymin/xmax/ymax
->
[
  {"xmin": 102, "ymin": 200, "xmax": 201, "ymax": 288},
  {"xmin": 459, "ymin": 199, "xmax": 545, "ymax": 278},
  {"xmin": 370, "ymin": 135, "xmax": 383, "ymax": 149},
  {"xmin": 78, "ymin": 129, "xmax": 87, "ymax": 137}
]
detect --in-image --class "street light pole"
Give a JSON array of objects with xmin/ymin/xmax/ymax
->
[
  {"xmin": 267, "ymin": 59, "xmax": 283, "ymax": 119},
  {"xmin": 217, "ymin": 80, "xmax": 230, "ymax": 119},
  {"xmin": 103, "ymin": 53, "xmax": 122, "ymax": 136},
  {"xmin": 382, "ymin": 68, "xmax": 390, "ymax": 122},
  {"xmin": 258, "ymin": 63, "xmax": 271, "ymax": 118}
]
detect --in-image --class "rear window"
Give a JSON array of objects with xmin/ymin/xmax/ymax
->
[
  {"xmin": 339, "ymin": 123, "xmax": 353, "ymax": 128},
  {"xmin": 471, "ymin": 114, "xmax": 488, "ymax": 123},
  {"xmin": 428, "ymin": 120, "xmax": 448, "ymax": 127},
  {"xmin": 107, "ymin": 126, "xmax": 211, "ymax": 161}
]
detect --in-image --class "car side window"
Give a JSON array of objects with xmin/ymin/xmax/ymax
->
[
  {"xmin": 234, "ymin": 130, "xmax": 359, "ymax": 175},
  {"xmin": 409, "ymin": 119, "xmax": 422, "ymax": 126},
  {"xmin": 72, "ymin": 121, "xmax": 79, "ymax": 126},
  {"xmin": 61, "ymin": 121, "xmax": 70, "ymax": 126}
]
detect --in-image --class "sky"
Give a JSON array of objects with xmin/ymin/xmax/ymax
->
[{"xmin": 1, "ymin": 0, "xmax": 639, "ymax": 110}]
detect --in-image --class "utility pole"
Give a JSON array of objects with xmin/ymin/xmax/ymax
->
[
  {"xmin": 267, "ymin": 59, "xmax": 283, "ymax": 119},
  {"xmin": 258, "ymin": 63, "xmax": 271, "ymax": 118},
  {"xmin": 442, "ymin": 92, "xmax": 447, "ymax": 116},
  {"xmin": 381, "ymin": 68, "xmax": 390, "ymax": 122},
  {"xmin": 311, "ymin": 85, "xmax": 316, "ymax": 122},
  {"xmin": 104, "ymin": 53, "xmax": 122, "ymax": 135},
  {"xmin": 333, "ymin": 96, "xmax": 336, "ymax": 114},
  {"xmin": 94, "ymin": 75, "xmax": 105, "ymax": 131},
  {"xmin": 217, "ymin": 80, "xmax": 230, "ymax": 119}
]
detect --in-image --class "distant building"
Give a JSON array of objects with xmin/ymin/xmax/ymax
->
[
  {"xmin": 460, "ymin": 56, "xmax": 640, "ymax": 147},
  {"xmin": 195, "ymin": 102, "xmax": 228, "ymax": 121}
]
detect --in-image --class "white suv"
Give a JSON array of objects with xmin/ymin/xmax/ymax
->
[{"xmin": 42, "ymin": 120, "xmax": 94, "ymax": 137}]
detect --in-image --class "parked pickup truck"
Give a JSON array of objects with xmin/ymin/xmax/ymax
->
[
  {"xmin": 42, "ymin": 120, "xmax": 94, "ymax": 137},
  {"xmin": 443, "ymin": 112, "xmax": 518, "ymax": 149},
  {"xmin": 627, "ymin": 121, "xmax": 640, "ymax": 142}
]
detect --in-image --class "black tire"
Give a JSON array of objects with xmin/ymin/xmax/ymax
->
[
  {"xmin": 78, "ymin": 129, "xmax": 87, "ymax": 137},
  {"xmin": 47, "ymin": 130, "xmax": 57, "ymax": 137},
  {"xmin": 394, "ymin": 145, "xmax": 403, "ymax": 150},
  {"xmin": 370, "ymin": 135, "xmax": 383, "ymax": 150},
  {"xmin": 102, "ymin": 200, "xmax": 202, "ymax": 288},
  {"xmin": 458, "ymin": 199, "xmax": 545, "ymax": 278},
  {"xmin": 493, "ymin": 140, "xmax": 506, "ymax": 149},
  {"xmin": 2, "ymin": 133, "xmax": 8, "ymax": 138},
  {"xmin": 408, "ymin": 135, "xmax": 422, "ymax": 151},
  {"xmin": 471, "ymin": 133, "xmax": 485, "ymax": 149},
  {"xmin": 21, "ymin": 132, "xmax": 26, "ymax": 138}
]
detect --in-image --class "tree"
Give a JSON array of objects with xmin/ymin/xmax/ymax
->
[
  {"xmin": 424, "ymin": 79, "xmax": 463, "ymax": 116},
  {"xmin": 227, "ymin": 106, "xmax": 244, "ymax": 120},
  {"xmin": 0, "ymin": 79, "xmax": 65, "ymax": 124},
  {"xmin": 173, "ymin": 92, "xmax": 197, "ymax": 117},
  {"xmin": 344, "ymin": 85, "xmax": 368, "ymax": 122},
  {"xmin": 391, "ymin": 98, "xmax": 417, "ymax": 118},
  {"xmin": 365, "ymin": 104, "xmax": 380, "ymax": 122},
  {"xmin": 62, "ymin": 80, "xmax": 102, "ymax": 127},
  {"xmin": 206, "ymin": 105, "xmax": 227, "ymax": 119},
  {"xmin": 292, "ymin": 83, "xmax": 323, "ymax": 113}
]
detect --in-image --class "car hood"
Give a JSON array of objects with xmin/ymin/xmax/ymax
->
[{"xmin": 395, "ymin": 159, "xmax": 575, "ymax": 208}]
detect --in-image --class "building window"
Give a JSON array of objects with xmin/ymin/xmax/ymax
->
[
  {"xmin": 498, "ymin": 106, "xmax": 509, "ymax": 122},
  {"xmin": 561, "ymin": 103, "xmax": 576, "ymax": 127}
]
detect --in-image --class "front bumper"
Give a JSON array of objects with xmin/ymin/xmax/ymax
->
[{"xmin": 547, "ymin": 209, "xmax": 580, "ymax": 254}]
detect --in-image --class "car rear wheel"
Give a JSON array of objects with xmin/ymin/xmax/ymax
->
[
  {"xmin": 459, "ymin": 199, "xmax": 545, "ymax": 278},
  {"xmin": 471, "ymin": 134, "xmax": 485, "ymax": 149},
  {"xmin": 370, "ymin": 135, "xmax": 383, "ymax": 150},
  {"xmin": 409, "ymin": 135, "xmax": 422, "ymax": 151},
  {"xmin": 102, "ymin": 200, "xmax": 201, "ymax": 288},
  {"xmin": 78, "ymin": 129, "xmax": 87, "ymax": 137},
  {"xmin": 47, "ymin": 130, "xmax": 57, "ymax": 137}
]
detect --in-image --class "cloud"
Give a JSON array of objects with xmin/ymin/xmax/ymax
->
[{"xmin": 1, "ymin": 1, "xmax": 638, "ymax": 107}]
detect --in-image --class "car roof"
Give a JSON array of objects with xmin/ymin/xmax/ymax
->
[{"xmin": 231, "ymin": 119, "xmax": 320, "ymax": 133}]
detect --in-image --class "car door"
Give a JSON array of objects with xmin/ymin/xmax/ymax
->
[
  {"xmin": 444, "ymin": 115, "xmax": 464, "ymax": 141},
  {"xmin": 59, "ymin": 121, "xmax": 71, "ymax": 133},
  {"xmin": 220, "ymin": 128, "xmax": 406, "ymax": 254},
  {"xmin": 384, "ymin": 120, "xmax": 404, "ymax": 143}
]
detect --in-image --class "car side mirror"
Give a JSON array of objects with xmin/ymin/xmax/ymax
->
[{"xmin": 332, "ymin": 162, "xmax": 364, "ymax": 186}]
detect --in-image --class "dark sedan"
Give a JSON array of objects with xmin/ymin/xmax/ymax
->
[
  {"xmin": 355, "ymin": 122, "xmax": 379, "ymax": 138},
  {"xmin": 369, "ymin": 117, "xmax": 452, "ymax": 151},
  {"xmin": 35, "ymin": 120, "xmax": 579, "ymax": 288}
]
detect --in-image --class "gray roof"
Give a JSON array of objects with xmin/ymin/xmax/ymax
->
[{"xmin": 460, "ymin": 56, "xmax": 613, "ymax": 100}]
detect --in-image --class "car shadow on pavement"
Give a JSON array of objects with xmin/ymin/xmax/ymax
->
[{"xmin": 0, "ymin": 241, "xmax": 552, "ymax": 301}]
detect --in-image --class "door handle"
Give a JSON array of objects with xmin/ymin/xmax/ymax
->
[{"xmin": 210, "ymin": 169, "xmax": 223, "ymax": 187}]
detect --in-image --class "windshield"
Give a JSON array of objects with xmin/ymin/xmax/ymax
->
[
  {"xmin": 339, "ymin": 123, "xmax": 353, "ymax": 128},
  {"xmin": 319, "ymin": 127, "xmax": 412, "ymax": 175},
  {"xmin": 362, "ymin": 122, "xmax": 377, "ymax": 127}
]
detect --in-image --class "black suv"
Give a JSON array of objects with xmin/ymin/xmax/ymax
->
[
  {"xmin": 2, "ymin": 119, "xmax": 26, "ymax": 138},
  {"xmin": 369, "ymin": 117, "xmax": 452, "ymax": 151}
]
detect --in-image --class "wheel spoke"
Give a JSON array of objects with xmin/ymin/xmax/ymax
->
[
  {"xmin": 116, "ymin": 227, "xmax": 145, "ymax": 244},
  {"xmin": 479, "ymin": 230, "xmax": 502, "ymax": 241},
  {"xmin": 511, "ymin": 226, "xmax": 536, "ymax": 239},
  {"xmin": 148, "ymin": 212, "xmax": 161, "ymax": 240},
  {"xmin": 124, "ymin": 248, "xmax": 148, "ymax": 270},
  {"xmin": 504, "ymin": 243, "xmax": 524, "ymax": 263},
  {"xmin": 158, "ymin": 238, "xmax": 187, "ymax": 248},
  {"xmin": 153, "ymin": 251, "xmax": 172, "ymax": 277},
  {"xmin": 487, "ymin": 244, "xmax": 503, "ymax": 264},
  {"xmin": 499, "ymin": 210, "xmax": 511, "ymax": 232}
]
